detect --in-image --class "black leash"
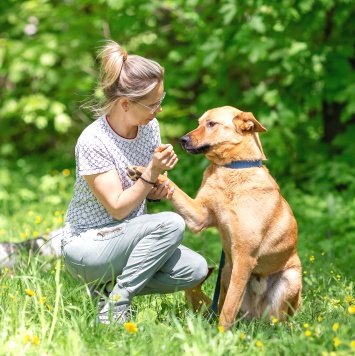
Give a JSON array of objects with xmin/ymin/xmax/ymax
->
[{"xmin": 210, "ymin": 249, "xmax": 225, "ymax": 315}]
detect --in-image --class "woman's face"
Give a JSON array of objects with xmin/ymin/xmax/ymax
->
[{"xmin": 129, "ymin": 81, "xmax": 165, "ymax": 126}]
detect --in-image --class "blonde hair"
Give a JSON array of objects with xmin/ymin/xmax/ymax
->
[{"xmin": 89, "ymin": 40, "xmax": 164, "ymax": 117}]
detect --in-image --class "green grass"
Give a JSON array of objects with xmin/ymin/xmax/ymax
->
[{"xmin": 0, "ymin": 158, "xmax": 354, "ymax": 355}]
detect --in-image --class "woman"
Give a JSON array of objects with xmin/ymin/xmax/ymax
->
[{"xmin": 61, "ymin": 40, "xmax": 209, "ymax": 325}]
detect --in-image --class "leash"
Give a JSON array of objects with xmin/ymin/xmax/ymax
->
[{"xmin": 210, "ymin": 249, "xmax": 225, "ymax": 315}]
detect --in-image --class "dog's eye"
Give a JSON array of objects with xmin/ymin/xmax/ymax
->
[{"xmin": 206, "ymin": 121, "xmax": 217, "ymax": 128}]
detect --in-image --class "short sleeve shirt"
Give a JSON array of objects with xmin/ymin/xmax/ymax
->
[{"xmin": 63, "ymin": 116, "xmax": 161, "ymax": 239}]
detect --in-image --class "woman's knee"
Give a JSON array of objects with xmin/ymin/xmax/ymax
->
[
  {"xmin": 189, "ymin": 254, "xmax": 209, "ymax": 285},
  {"xmin": 158, "ymin": 212, "xmax": 185, "ymax": 244}
]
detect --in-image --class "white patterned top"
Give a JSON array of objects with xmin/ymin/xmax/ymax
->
[{"xmin": 63, "ymin": 116, "xmax": 161, "ymax": 240}]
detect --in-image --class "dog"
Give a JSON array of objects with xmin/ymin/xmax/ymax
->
[
  {"xmin": 0, "ymin": 229, "xmax": 63, "ymax": 269},
  {"xmin": 127, "ymin": 106, "xmax": 302, "ymax": 329}
]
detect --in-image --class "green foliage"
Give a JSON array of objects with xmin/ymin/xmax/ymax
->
[
  {"xmin": 1, "ymin": 0, "xmax": 354, "ymax": 195},
  {"xmin": 1, "ymin": 1, "xmax": 355, "ymax": 352}
]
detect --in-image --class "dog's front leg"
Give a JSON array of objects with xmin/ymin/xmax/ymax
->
[
  {"xmin": 219, "ymin": 256, "xmax": 256, "ymax": 330},
  {"xmin": 126, "ymin": 165, "xmax": 213, "ymax": 233}
]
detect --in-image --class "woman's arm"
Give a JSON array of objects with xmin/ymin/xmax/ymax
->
[{"xmin": 84, "ymin": 144, "xmax": 177, "ymax": 220}]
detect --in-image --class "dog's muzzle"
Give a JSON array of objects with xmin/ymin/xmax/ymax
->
[{"xmin": 179, "ymin": 135, "xmax": 211, "ymax": 154}]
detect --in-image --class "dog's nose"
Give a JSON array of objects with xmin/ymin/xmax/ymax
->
[{"xmin": 179, "ymin": 135, "xmax": 190, "ymax": 144}]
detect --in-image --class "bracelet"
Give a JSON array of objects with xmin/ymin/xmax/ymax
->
[
  {"xmin": 139, "ymin": 176, "xmax": 157, "ymax": 187},
  {"xmin": 147, "ymin": 198, "xmax": 161, "ymax": 203}
]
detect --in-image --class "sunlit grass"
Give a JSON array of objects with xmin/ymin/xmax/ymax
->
[{"xmin": 0, "ymin": 159, "xmax": 354, "ymax": 355}]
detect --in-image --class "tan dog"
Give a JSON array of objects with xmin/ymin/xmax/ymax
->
[{"xmin": 127, "ymin": 106, "xmax": 302, "ymax": 330}]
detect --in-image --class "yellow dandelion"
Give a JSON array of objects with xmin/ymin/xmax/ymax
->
[
  {"xmin": 336, "ymin": 275, "xmax": 341, "ymax": 280},
  {"xmin": 4, "ymin": 267, "xmax": 9, "ymax": 272},
  {"xmin": 348, "ymin": 305, "xmax": 355, "ymax": 315},
  {"xmin": 9, "ymin": 294, "xmax": 15, "ymax": 299},
  {"xmin": 256, "ymin": 341, "xmax": 263, "ymax": 347},
  {"xmin": 20, "ymin": 233, "xmax": 26, "ymax": 239},
  {"xmin": 333, "ymin": 337, "xmax": 340, "ymax": 347},
  {"xmin": 33, "ymin": 231, "xmax": 39, "ymax": 237},
  {"xmin": 46, "ymin": 305, "xmax": 51, "ymax": 310},
  {"xmin": 2, "ymin": 285, "xmax": 6, "ymax": 289},
  {"xmin": 303, "ymin": 271, "xmax": 307, "ymax": 275},
  {"xmin": 350, "ymin": 340, "xmax": 355, "ymax": 349},
  {"xmin": 0, "ymin": 229, "xmax": 5, "ymax": 234},
  {"xmin": 346, "ymin": 296, "xmax": 354, "ymax": 304},
  {"xmin": 239, "ymin": 333, "xmax": 245, "ymax": 340},
  {"xmin": 218, "ymin": 326, "xmax": 224, "ymax": 333},
  {"xmin": 124, "ymin": 322, "xmax": 138, "ymax": 334},
  {"xmin": 23, "ymin": 332, "xmax": 40, "ymax": 345},
  {"xmin": 303, "ymin": 323, "xmax": 309, "ymax": 328},
  {"xmin": 111, "ymin": 294, "xmax": 121, "ymax": 302},
  {"xmin": 317, "ymin": 316, "xmax": 323, "ymax": 322},
  {"xmin": 38, "ymin": 297, "xmax": 46, "ymax": 304},
  {"xmin": 25, "ymin": 289, "xmax": 36, "ymax": 297},
  {"xmin": 272, "ymin": 317, "xmax": 278, "ymax": 323},
  {"xmin": 310, "ymin": 256, "xmax": 315, "ymax": 262},
  {"xmin": 35, "ymin": 216, "xmax": 41, "ymax": 224},
  {"xmin": 305, "ymin": 330, "xmax": 312, "ymax": 337},
  {"xmin": 332, "ymin": 322, "xmax": 339, "ymax": 332},
  {"xmin": 62, "ymin": 169, "xmax": 70, "ymax": 177}
]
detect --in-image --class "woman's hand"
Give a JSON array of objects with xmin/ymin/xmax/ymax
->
[
  {"xmin": 147, "ymin": 172, "xmax": 175, "ymax": 201},
  {"xmin": 144, "ymin": 144, "xmax": 178, "ymax": 181}
]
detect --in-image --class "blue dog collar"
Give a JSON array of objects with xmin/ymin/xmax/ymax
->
[{"xmin": 224, "ymin": 160, "xmax": 263, "ymax": 169}]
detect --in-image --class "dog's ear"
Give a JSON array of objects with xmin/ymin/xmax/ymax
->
[{"xmin": 233, "ymin": 112, "xmax": 267, "ymax": 132}]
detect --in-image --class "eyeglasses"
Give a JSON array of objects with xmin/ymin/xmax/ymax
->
[{"xmin": 131, "ymin": 92, "xmax": 166, "ymax": 114}]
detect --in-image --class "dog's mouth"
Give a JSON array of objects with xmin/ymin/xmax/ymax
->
[
  {"xmin": 181, "ymin": 143, "xmax": 212, "ymax": 155},
  {"xmin": 180, "ymin": 135, "xmax": 211, "ymax": 155}
]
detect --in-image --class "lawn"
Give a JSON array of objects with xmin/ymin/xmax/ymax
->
[{"xmin": 0, "ymin": 158, "xmax": 354, "ymax": 355}]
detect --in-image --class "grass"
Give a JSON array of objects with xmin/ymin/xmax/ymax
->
[{"xmin": 0, "ymin": 158, "xmax": 354, "ymax": 355}]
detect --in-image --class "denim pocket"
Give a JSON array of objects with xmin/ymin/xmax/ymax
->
[
  {"xmin": 64, "ymin": 259, "xmax": 87, "ymax": 282},
  {"xmin": 94, "ymin": 223, "xmax": 127, "ymax": 241}
]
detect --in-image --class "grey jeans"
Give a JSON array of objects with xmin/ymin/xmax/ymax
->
[{"xmin": 61, "ymin": 212, "xmax": 208, "ymax": 305}]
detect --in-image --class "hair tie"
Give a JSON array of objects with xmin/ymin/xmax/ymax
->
[{"xmin": 122, "ymin": 50, "xmax": 128, "ymax": 62}]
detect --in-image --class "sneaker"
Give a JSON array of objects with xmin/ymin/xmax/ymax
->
[
  {"xmin": 97, "ymin": 304, "xmax": 133, "ymax": 325},
  {"xmin": 89, "ymin": 285, "xmax": 109, "ymax": 310}
]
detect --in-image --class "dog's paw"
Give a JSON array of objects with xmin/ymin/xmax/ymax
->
[{"xmin": 126, "ymin": 166, "xmax": 146, "ymax": 181}]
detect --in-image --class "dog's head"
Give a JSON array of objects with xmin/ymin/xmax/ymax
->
[{"xmin": 180, "ymin": 106, "xmax": 267, "ymax": 165}]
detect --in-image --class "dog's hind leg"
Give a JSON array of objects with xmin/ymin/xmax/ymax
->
[
  {"xmin": 261, "ymin": 266, "xmax": 302, "ymax": 320},
  {"xmin": 185, "ymin": 267, "xmax": 214, "ymax": 313}
]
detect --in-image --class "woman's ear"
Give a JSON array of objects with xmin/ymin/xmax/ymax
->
[{"xmin": 119, "ymin": 98, "xmax": 130, "ymax": 112}]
